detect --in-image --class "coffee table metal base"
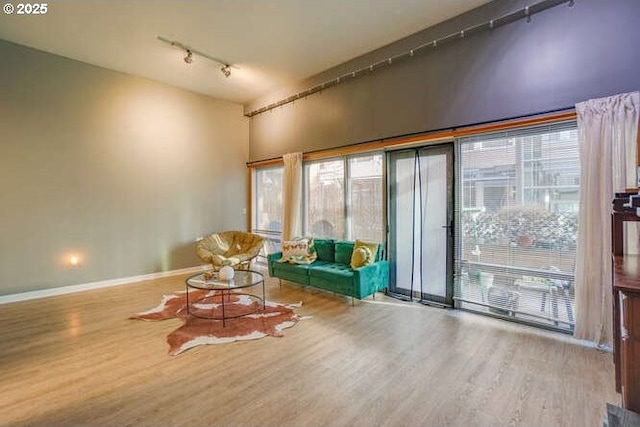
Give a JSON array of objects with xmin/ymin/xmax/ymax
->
[{"xmin": 186, "ymin": 290, "xmax": 264, "ymax": 327}]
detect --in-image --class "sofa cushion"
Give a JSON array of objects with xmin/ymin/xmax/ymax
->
[
  {"xmin": 355, "ymin": 239, "xmax": 380, "ymax": 262},
  {"xmin": 309, "ymin": 263, "xmax": 355, "ymax": 280},
  {"xmin": 272, "ymin": 260, "xmax": 331, "ymax": 285},
  {"xmin": 282, "ymin": 238, "xmax": 310, "ymax": 257},
  {"xmin": 350, "ymin": 245, "xmax": 372, "ymax": 269},
  {"xmin": 314, "ymin": 239, "xmax": 335, "ymax": 262},
  {"xmin": 335, "ymin": 241, "xmax": 355, "ymax": 265},
  {"xmin": 280, "ymin": 237, "xmax": 317, "ymax": 264}
]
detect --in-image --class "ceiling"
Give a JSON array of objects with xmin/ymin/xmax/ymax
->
[{"xmin": 0, "ymin": 0, "xmax": 491, "ymax": 105}]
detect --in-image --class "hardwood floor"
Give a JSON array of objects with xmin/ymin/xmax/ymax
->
[{"xmin": 0, "ymin": 267, "xmax": 618, "ymax": 427}]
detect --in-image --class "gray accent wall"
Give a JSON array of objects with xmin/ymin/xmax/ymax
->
[
  {"xmin": 0, "ymin": 40, "xmax": 249, "ymax": 296},
  {"xmin": 248, "ymin": 0, "xmax": 640, "ymax": 162}
]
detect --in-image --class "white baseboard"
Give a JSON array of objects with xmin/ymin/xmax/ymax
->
[{"xmin": 0, "ymin": 265, "xmax": 210, "ymax": 305}]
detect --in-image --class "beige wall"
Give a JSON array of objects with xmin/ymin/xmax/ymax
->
[{"xmin": 0, "ymin": 40, "xmax": 249, "ymax": 296}]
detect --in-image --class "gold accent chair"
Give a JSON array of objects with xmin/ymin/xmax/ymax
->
[{"xmin": 196, "ymin": 231, "xmax": 265, "ymax": 270}]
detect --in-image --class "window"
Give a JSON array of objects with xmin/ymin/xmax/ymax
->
[
  {"xmin": 303, "ymin": 153, "xmax": 384, "ymax": 242},
  {"xmin": 456, "ymin": 122, "xmax": 579, "ymax": 332},
  {"xmin": 348, "ymin": 154, "xmax": 384, "ymax": 242},
  {"xmin": 252, "ymin": 152, "xmax": 385, "ymax": 258},
  {"xmin": 252, "ymin": 165, "xmax": 283, "ymax": 255},
  {"xmin": 305, "ymin": 159, "xmax": 346, "ymax": 239}
]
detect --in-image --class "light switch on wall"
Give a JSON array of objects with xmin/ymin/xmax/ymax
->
[{"xmin": 242, "ymin": 208, "xmax": 247, "ymax": 215}]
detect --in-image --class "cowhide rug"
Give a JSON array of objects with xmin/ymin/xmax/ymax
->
[{"xmin": 130, "ymin": 289, "xmax": 304, "ymax": 355}]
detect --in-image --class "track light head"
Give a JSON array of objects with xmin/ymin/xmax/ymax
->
[
  {"xmin": 184, "ymin": 50, "xmax": 193, "ymax": 64},
  {"xmin": 158, "ymin": 37, "xmax": 236, "ymax": 77}
]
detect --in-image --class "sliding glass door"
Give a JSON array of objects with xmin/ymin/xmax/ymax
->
[
  {"xmin": 387, "ymin": 144, "xmax": 454, "ymax": 306},
  {"xmin": 455, "ymin": 123, "xmax": 578, "ymax": 332}
]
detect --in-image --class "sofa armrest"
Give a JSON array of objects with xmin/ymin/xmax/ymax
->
[
  {"xmin": 267, "ymin": 252, "xmax": 283, "ymax": 276},
  {"xmin": 267, "ymin": 252, "xmax": 282, "ymax": 262},
  {"xmin": 353, "ymin": 260, "xmax": 389, "ymax": 298}
]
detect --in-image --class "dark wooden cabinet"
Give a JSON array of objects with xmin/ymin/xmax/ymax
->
[
  {"xmin": 612, "ymin": 200, "xmax": 640, "ymax": 413},
  {"xmin": 612, "ymin": 255, "xmax": 640, "ymax": 412}
]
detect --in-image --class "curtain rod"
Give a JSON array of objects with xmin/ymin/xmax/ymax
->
[
  {"xmin": 246, "ymin": 108, "xmax": 576, "ymax": 168},
  {"xmin": 245, "ymin": 0, "xmax": 574, "ymax": 118}
]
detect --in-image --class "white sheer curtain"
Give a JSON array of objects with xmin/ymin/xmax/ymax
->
[
  {"xmin": 282, "ymin": 152, "xmax": 303, "ymax": 241},
  {"xmin": 574, "ymin": 91, "xmax": 639, "ymax": 346}
]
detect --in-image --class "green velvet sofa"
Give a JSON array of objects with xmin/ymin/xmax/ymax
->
[{"xmin": 267, "ymin": 239, "xmax": 389, "ymax": 301}]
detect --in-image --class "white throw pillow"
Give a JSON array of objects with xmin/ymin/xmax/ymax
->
[{"xmin": 281, "ymin": 238, "xmax": 310, "ymax": 258}]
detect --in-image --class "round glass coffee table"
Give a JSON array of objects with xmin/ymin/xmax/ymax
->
[{"xmin": 185, "ymin": 270, "xmax": 265, "ymax": 326}]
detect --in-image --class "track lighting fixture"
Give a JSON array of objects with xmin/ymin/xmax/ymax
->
[
  {"xmin": 184, "ymin": 50, "xmax": 193, "ymax": 64},
  {"xmin": 157, "ymin": 36, "xmax": 236, "ymax": 78}
]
